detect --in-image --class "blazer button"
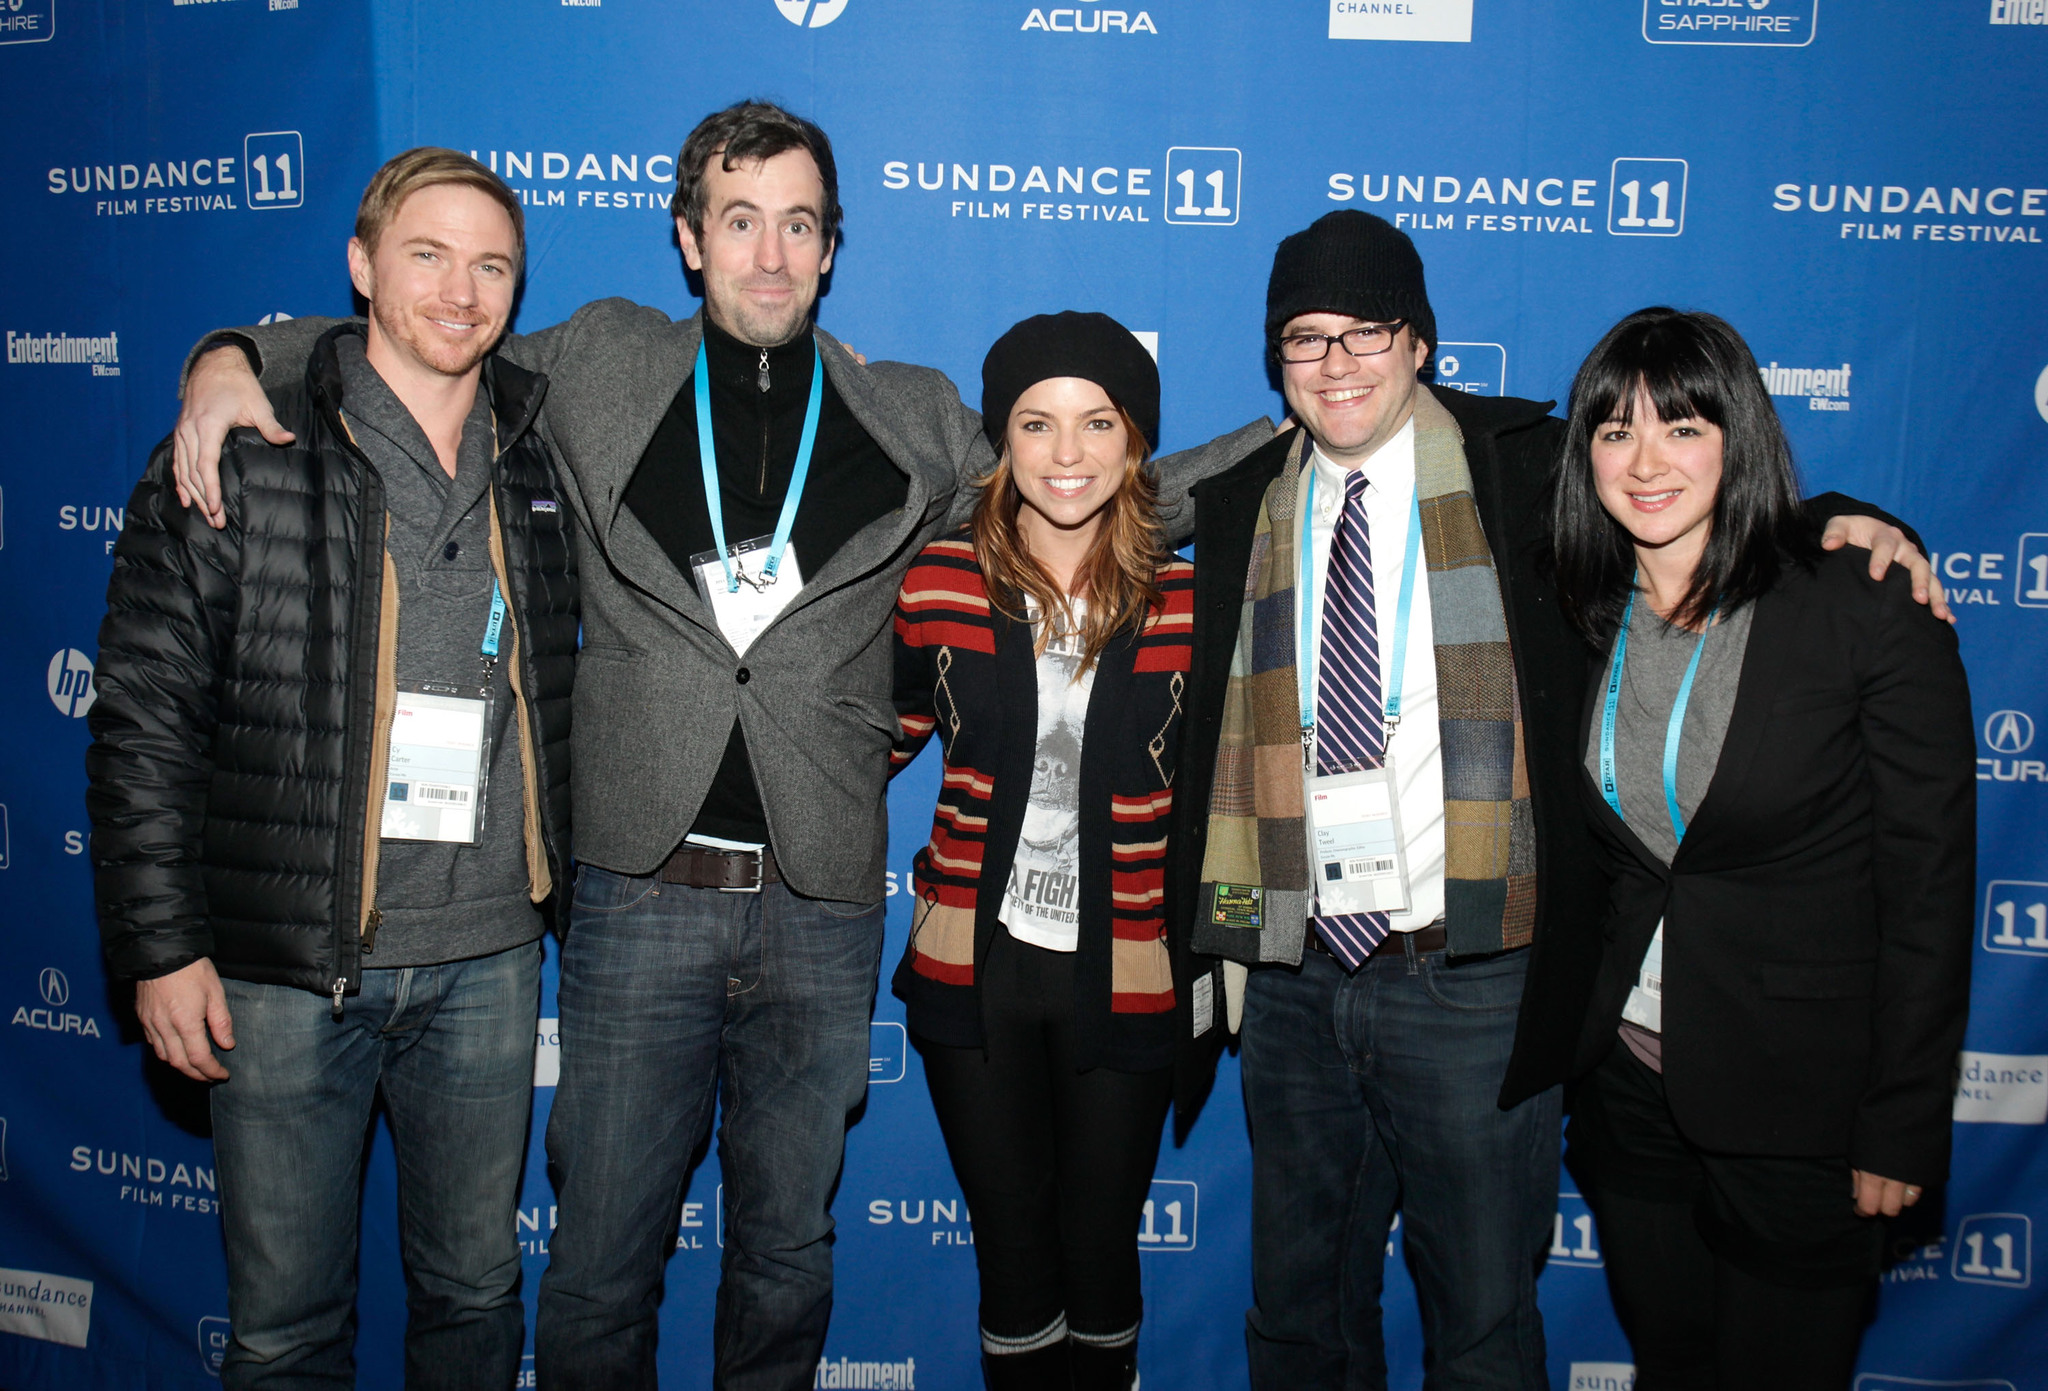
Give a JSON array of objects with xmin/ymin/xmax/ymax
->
[
  {"xmin": 735, "ymin": 667, "xmax": 750, "ymax": 685},
  {"xmin": 443, "ymin": 541, "xmax": 459, "ymax": 561}
]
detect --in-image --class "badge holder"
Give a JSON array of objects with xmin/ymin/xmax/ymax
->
[
  {"xmin": 382, "ymin": 680, "xmax": 493, "ymax": 845},
  {"xmin": 1306, "ymin": 762, "xmax": 1413, "ymax": 916},
  {"xmin": 690, "ymin": 535, "xmax": 805, "ymax": 655}
]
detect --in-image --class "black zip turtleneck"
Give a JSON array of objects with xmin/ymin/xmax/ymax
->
[{"xmin": 621, "ymin": 315, "xmax": 908, "ymax": 846}]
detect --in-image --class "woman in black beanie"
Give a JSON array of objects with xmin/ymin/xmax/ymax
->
[{"xmin": 888, "ymin": 311, "xmax": 1208, "ymax": 1389}]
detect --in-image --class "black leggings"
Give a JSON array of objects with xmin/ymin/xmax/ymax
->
[
  {"xmin": 916, "ymin": 930, "xmax": 1174, "ymax": 1364},
  {"xmin": 1567, "ymin": 1043, "xmax": 1883, "ymax": 1391}
]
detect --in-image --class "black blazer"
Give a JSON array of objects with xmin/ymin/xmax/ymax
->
[
  {"xmin": 1570, "ymin": 548, "xmax": 1974, "ymax": 1184},
  {"xmin": 1171, "ymin": 385, "xmax": 1606, "ymax": 1108}
]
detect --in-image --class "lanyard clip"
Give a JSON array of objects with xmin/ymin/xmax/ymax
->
[{"xmin": 1300, "ymin": 723, "xmax": 1315, "ymax": 772}]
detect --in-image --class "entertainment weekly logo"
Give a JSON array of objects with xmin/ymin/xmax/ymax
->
[
  {"xmin": 813, "ymin": 1357, "xmax": 917, "ymax": 1389},
  {"xmin": 1773, "ymin": 180, "xmax": 2046, "ymax": 248},
  {"xmin": 1760, "ymin": 359, "xmax": 1849, "ymax": 411},
  {"xmin": 5, "ymin": 331, "xmax": 118, "ymax": 376}
]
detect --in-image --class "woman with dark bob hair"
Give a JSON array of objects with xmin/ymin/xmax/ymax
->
[{"xmin": 1546, "ymin": 307, "xmax": 1976, "ymax": 1389}]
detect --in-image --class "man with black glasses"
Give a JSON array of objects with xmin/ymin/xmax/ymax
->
[{"xmin": 1170, "ymin": 210, "xmax": 1939, "ymax": 1387}]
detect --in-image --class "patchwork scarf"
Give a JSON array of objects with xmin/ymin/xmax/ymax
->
[{"xmin": 1193, "ymin": 388, "xmax": 1537, "ymax": 964}]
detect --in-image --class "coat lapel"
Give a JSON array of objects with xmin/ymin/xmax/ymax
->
[{"xmin": 1668, "ymin": 584, "xmax": 1793, "ymax": 870}]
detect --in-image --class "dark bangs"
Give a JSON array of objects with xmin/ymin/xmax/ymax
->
[{"xmin": 1550, "ymin": 306, "xmax": 1819, "ymax": 643}]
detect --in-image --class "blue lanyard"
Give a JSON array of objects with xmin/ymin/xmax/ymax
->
[
  {"xmin": 694, "ymin": 338, "xmax": 824, "ymax": 593},
  {"xmin": 1296, "ymin": 462, "xmax": 1424, "ymax": 759},
  {"xmin": 1598, "ymin": 586, "xmax": 1716, "ymax": 845},
  {"xmin": 481, "ymin": 579, "xmax": 506, "ymax": 659}
]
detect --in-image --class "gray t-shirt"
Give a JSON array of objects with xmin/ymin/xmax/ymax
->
[
  {"xmin": 338, "ymin": 339, "xmax": 543, "ymax": 967},
  {"xmin": 1001, "ymin": 603, "xmax": 1094, "ymax": 953},
  {"xmin": 1583, "ymin": 596, "xmax": 1753, "ymax": 1067}
]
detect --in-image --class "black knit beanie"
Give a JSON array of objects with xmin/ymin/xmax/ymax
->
[
  {"xmin": 981, "ymin": 311, "xmax": 1160, "ymax": 452},
  {"xmin": 1264, "ymin": 210, "xmax": 1436, "ymax": 353}
]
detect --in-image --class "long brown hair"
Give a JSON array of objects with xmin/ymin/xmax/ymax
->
[{"xmin": 970, "ymin": 399, "xmax": 1167, "ymax": 675}]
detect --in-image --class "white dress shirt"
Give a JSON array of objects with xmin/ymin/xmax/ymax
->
[{"xmin": 1297, "ymin": 416, "xmax": 1447, "ymax": 932}]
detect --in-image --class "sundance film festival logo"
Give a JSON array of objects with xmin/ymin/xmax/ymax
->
[
  {"xmin": 1330, "ymin": 0, "xmax": 1472, "ymax": 43},
  {"xmin": 880, "ymin": 151, "xmax": 1231, "ymax": 227},
  {"xmin": 1644, "ymin": 0, "xmax": 1816, "ymax": 47},
  {"xmin": 774, "ymin": 0, "xmax": 848, "ymax": 26},
  {"xmin": 44, "ymin": 129, "xmax": 302, "ymax": 217},
  {"xmin": 1325, "ymin": 161, "xmax": 1686, "ymax": 238},
  {"xmin": 1775, "ymin": 180, "xmax": 2045, "ymax": 247},
  {"xmin": 0, "ymin": 0, "xmax": 54, "ymax": 44}
]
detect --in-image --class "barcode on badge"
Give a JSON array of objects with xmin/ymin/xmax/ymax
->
[
  {"xmin": 415, "ymin": 784, "xmax": 473, "ymax": 805},
  {"xmin": 1345, "ymin": 856, "xmax": 1397, "ymax": 878}
]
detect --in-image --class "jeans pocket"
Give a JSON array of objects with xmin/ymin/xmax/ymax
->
[
  {"xmin": 571, "ymin": 865, "xmax": 661, "ymax": 914},
  {"xmin": 1418, "ymin": 952, "xmax": 1527, "ymax": 1014},
  {"xmin": 811, "ymin": 896, "xmax": 885, "ymax": 921}
]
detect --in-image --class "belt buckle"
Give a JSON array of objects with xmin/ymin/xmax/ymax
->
[{"xmin": 718, "ymin": 851, "xmax": 765, "ymax": 894}]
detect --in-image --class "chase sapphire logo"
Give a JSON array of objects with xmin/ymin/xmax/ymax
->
[
  {"xmin": 197, "ymin": 1315, "xmax": 230, "ymax": 1377},
  {"xmin": 1434, "ymin": 342, "xmax": 1507, "ymax": 396},
  {"xmin": 868, "ymin": 1021, "xmax": 906, "ymax": 1084},
  {"xmin": 0, "ymin": 0, "xmax": 54, "ymax": 45},
  {"xmin": 1644, "ymin": 0, "xmax": 1817, "ymax": 47}
]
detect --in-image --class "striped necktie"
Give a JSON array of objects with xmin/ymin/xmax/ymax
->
[{"xmin": 1312, "ymin": 467, "xmax": 1392, "ymax": 966}]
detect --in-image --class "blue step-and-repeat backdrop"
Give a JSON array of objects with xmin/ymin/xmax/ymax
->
[{"xmin": 3, "ymin": 2, "xmax": 2046, "ymax": 1388}]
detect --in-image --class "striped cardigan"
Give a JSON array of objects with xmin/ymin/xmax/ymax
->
[{"xmin": 890, "ymin": 534, "xmax": 1198, "ymax": 1072}]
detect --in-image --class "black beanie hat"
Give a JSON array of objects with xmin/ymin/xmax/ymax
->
[
  {"xmin": 1265, "ymin": 210, "xmax": 1436, "ymax": 353},
  {"xmin": 981, "ymin": 311, "xmax": 1160, "ymax": 452}
]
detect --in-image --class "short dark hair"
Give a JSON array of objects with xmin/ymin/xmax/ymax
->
[
  {"xmin": 1550, "ymin": 306, "xmax": 1818, "ymax": 642},
  {"xmin": 669, "ymin": 100, "xmax": 842, "ymax": 243}
]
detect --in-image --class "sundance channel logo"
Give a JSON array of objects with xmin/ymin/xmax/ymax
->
[
  {"xmin": 0, "ymin": 1267, "xmax": 93, "ymax": 1349},
  {"xmin": 1330, "ymin": 0, "xmax": 1472, "ymax": 44}
]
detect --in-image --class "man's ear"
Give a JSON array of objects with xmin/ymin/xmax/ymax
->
[
  {"xmin": 675, "ymin": 216, "xmax": 704, "ymax": 272},
  {"xmin": 820, "ymin": 234, "xmax": 835, "ymax": 277},
  {"xmin": 346, "ymin": 237, "xmax": 375, "ymax": 303}
]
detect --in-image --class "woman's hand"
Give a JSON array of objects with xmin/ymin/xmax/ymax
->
[{"xmin": 1851, "ymin": 1169, "xmax": 1924, "ymax": 1218}]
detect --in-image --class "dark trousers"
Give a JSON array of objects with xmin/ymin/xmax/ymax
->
[
  {"xmin": 1240, "ymin": 938, "xmax": 1558, "ymax": 1391},
  {"xmin": 1566, "ymin": 1042, "xmax": 1883, "ymax": 1391},
  {"xmin": 535, "ymin": 868, "xmax": 886, "ymax": 1391},
  {"xmin": 212, "ymin": 944, "xmax": 539, "ymax": 1390},
  {"xmin": 916, "ymin": 930, "xmax": 1173, "ymax": 1388}
]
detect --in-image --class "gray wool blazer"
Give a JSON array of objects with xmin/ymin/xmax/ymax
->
[{"xmin": 204, "ymin": 301, "xmax": 1270, "ymax": 902}]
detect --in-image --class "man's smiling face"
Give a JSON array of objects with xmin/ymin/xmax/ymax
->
[
  {"xmin": 1278, "ymin": 312, "xmax": 1431, "ymax": 468},
  {"xmin": 676, "ymin": 147, "xmax": 834, "ymax": 348},
  {"xmin": 347, "ymin": 181, "xmax": 518, "ymax": 380}
]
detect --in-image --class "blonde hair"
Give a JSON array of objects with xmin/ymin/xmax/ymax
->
[
  {"xmin": 354, "ymin": 147, "xmax": 524, "ymax": 273},
  {"xmin": 970, "ymin": 399, "xmax": 1167, "ymax": 676}
]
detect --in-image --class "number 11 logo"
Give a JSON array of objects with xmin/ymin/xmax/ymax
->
[
  {"xmin": 1164, "ymin": 148, "xmax": 1241, "ymax": 227},
  {"xmin": 1138, "ymin": 1179, "xmax": 1198, "ymax": 1251},
  {"xmin": 244, "ymin": 131, "xmax": 305, "ymax": 211},
  {"xmin": 1608, "ymin": 158, "xmax": 1687, "ymax": 237},
  {"xmin": 1951, "ymin": 1213, "xmax": 2031, "ymax": 1288}
]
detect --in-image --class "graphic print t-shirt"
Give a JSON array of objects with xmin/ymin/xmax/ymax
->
[{"xmin": 1001, "ymin": 603, "xmax": 1094, "ymax": 953}]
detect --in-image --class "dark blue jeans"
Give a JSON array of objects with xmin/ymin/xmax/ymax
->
[
  {"xmin": 211, "ymin": 943, "xmax": 541, "ymax": 1390},
  {"xmin": 535, "ymin": 868, "xmax": 886, "ymax": 1391},
  {"xmin": 1241, "ymin": 938, "xmax": 1561, "ymax": 1391}
]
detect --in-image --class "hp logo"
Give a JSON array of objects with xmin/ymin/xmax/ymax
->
[
  {"xmin": 39, "ymin": 967, "xmax": 70, "ymax": 1007},
  {"xmin": 773, "ymin": 0, "xmax": 848, "ymax": 26},
  {"xmin": 1985, "ymin": 710, "xmax": 2035, "ymax": 755},
  {"xmin": 47, "ymin": 648, "xmax": 96, "ymax": 717}
]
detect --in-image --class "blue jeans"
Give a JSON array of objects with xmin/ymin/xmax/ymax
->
[
  {"xmin": 1241, "ymin": 939, "xmax": 1561, "ymax": 1391},
  {"xmin": 211, "ymin": 943, "xmax": 541, "ymax": 1390},
  {"xmin": 535, "ymin": 868, "xmax": 886, "ymax": 1391}
]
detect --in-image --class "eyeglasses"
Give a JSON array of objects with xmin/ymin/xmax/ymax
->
[{"xmin": 1276, "ymin": 321, "xmax": 1408, "ymax": 363}]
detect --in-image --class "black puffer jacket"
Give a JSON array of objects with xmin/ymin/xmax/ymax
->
[{"xmin": 87, "ymin": 326, "xmax": 577, "ymax": 999}]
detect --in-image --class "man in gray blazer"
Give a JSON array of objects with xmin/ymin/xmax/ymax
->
[{"xmin": 172, "ymin": 101, "xmax": 1267, "ymax": 1390}]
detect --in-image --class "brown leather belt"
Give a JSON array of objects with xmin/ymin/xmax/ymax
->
[
  {"xmin": 1309, "ymin": 922, "xmax": 1448, "ymax": 960},
  {"xmin": 659, "ymin": 844, "xmax": 781, "ymax": 893}
]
